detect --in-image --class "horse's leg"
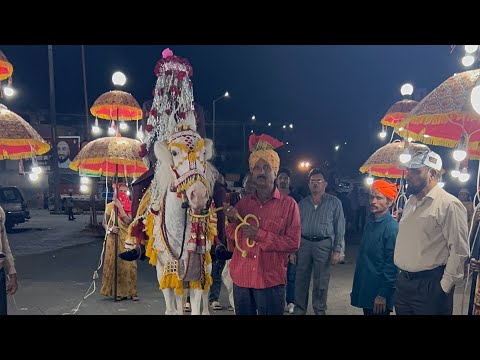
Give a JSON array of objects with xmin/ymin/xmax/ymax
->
[
  {"xmin": 189, "ymin": 288, "xmax": 202, "ymax": 315},
  {"xmin": 156, "ymin": 262, "xmax": 175, "ymax": 315},
  {"xmin": 175, "ymin": 292, "xmax": 184, "ymax": 315},
  {"xmin": 201, "ymin": 289, "xmax": 210, "ymax": 315},
  {"xmin": 161, "ymin": 288, "xmax": 177, "ymax": 315}
]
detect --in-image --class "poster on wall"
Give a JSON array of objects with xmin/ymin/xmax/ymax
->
[{"xmin": 22, "ymin": 136, "xmax": 81, "ymax": 174}]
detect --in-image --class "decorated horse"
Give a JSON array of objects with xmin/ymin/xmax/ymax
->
[{"xmin": 128, "ymin": 48, "xmax": 218, "ymax": 315}]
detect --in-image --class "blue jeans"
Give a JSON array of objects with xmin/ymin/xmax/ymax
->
[
  {"xmin": 286, "ymin": 261, "xmax": 296, "ymax": 304},
  {"xmin": 0, "ymin": 269, "xmax": 7, "ymax": 315},
  {"xmin": 208, "ymin": 259, "xmax": 225, "ymax": 303}
]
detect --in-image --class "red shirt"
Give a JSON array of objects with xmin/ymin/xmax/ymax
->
[{"xmin": 226, "ymin": 188, "xmax": 301, "ymax": 289}]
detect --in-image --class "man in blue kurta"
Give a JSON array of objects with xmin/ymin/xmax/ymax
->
[{"xmin": 351, "ymin": 180, "xmax": 399, "ymax": 315}]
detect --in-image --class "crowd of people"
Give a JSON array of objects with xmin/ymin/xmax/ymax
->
[{"xmin": 2, "ymin": 139, "xmax": 480, "ymax": 315}]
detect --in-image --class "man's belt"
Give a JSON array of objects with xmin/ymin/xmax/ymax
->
[
  {"xmin": 399, "ymin": 265, "xmax": 445, "ymax": 280},
  {"xmin": 302, "ymin": 235, "xmax": 331, "ymax": 242}
]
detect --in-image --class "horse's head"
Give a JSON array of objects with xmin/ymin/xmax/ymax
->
[{"xmin": 155, "ymin": 128, "xmax": 213, "ymax": 214}]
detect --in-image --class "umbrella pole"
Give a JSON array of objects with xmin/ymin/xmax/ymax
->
[{"xmin": 113, "ymin": 163, "xmax": 119, "ymax": 302}]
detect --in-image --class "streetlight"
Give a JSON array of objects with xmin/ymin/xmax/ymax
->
[
  {"xmin": 334, "ymin": 145, "xmax": 340, "ymax": 151},
  {"xmin": 267, "ymin": 122, "xmax": 271, "ymax": 127},
  {"xmin": 212, "ymin": 91, "xmax": 229, "ymax": 145},
  {"xmin": 299, "ymin": 161, "xmax": 311, "ymax": 170},
  {"xmin": 112, "ymin": 71, "xmax": 127, "ymax": 86},
  {"xmin": 289, "ymin": 123, "xmax": 293, "ymax": 129}
]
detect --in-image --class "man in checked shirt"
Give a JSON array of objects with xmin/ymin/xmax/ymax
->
[{"xmin": 224, "ymin": 134, "xmax": 301, "ymax": 315}]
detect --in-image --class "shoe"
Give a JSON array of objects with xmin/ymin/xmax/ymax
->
[
  {"xmin": 287, "ymin": 303, "xmax": 295, "ymax": 314},
  {"xmin": 131, "ymin": 295, "xmax": 140, "ymax": 301},
  {"xmin": 210, "ymin": 301, "xmax": 223, "ymax": 310},
  {"xmin": 227, "ymin": 305, "xmax": 234, "ymax": 311},
  {"xmin": 183, "ymin": 302, "xmax": 191, "ymax": 312}
]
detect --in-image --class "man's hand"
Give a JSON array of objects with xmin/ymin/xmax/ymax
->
[
  {"xmin": 331, "ymin": 251, "xmax": 342, "ymax": 265},
  {"xmin": 223, "ymin": 203, "xmax": 239, "ymax": 223},
  {"xmin": 470, "ymin": 258, "xmax": 480, "ymax": 273},
  {"xmin": 7, "ymin": 274, "xmax": 18, "ymax": 295},
  {"xmin": 242, "ymin": 225, "xmax": 259, "ymax": 239},
  {"xmin": 110, "ymin": 226, "xmax": 119, "ymax": 234},
  {"xmin": 289, "ymin": 253, "xmax": 297, "ymax": 265},
  {"xmin": 373, "ymin": 296, "xmax": 386, "ymax": 314}
]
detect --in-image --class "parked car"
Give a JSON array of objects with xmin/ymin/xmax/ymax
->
[{"xmin": 0, "ymin": 186, "xmax": 30, "ymax": 232}]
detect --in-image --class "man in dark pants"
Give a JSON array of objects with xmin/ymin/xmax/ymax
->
[
  {"xmin": 208, "ymin": 174, "xmax": 228, "ymax": 310},
  {"xmin": 66, "ymin": 192, "xmax": 75, "ymax": 221},
  {"xmin": 224, "ymin": 134, "xmax": 301, "ymax": 315},
  {"xmin": 394, "ymin": 149, "xmax": 469, "ymax": 315},
  {"xmin": 276, "ymin": 168, "xmax": 302, "ymax": 314}
]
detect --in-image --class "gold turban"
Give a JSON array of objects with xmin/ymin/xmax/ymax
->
[{"xmin": 248, "ymin": 134, "xmax": 284, "ymax": 176}]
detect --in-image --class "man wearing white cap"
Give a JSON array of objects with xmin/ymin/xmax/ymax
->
[{"xmin": 394, "ymin": 149, "xmax": 469, "ymax": 315}]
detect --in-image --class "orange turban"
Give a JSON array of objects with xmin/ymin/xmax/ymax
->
[
  {"xmin": 248, "ymin": 134, "xmax": 283, "ymax": 176},
  {"xmin": 371, "ymin": 180, "xmax": 398, "ymax": 200}
]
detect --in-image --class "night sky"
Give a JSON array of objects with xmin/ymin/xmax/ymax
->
[{"xmin": 1, "ymin": 45, "xmax": 473, "ymax": 193}]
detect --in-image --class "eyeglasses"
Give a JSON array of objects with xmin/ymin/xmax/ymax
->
[{"xmin": 309, "ymin": 179, "xmax": 325, "ymax": 184}]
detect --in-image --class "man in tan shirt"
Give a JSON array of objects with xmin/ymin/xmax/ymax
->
[
  {"xmin": 394, "ymin": 149, "xmax": 469, "ymax": 315},
  {"xmin": 0, "ymin": 206, "xmax": 18, "ymax": 315}
]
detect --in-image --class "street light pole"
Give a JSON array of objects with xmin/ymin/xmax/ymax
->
[
  {"xmin": 212, "ymin": 91, "xmax": 229, "ymax": 146},
  {"xmin": 213, "ymin": 98, "xmax": 216, "ymax": 145},
  {"xmin": 48, "ymin": 45, "xmax": 61, "ymax": 214},
  {"xmin": 81, "ymin": 45, "xmax": 89, "ymax": 140}
]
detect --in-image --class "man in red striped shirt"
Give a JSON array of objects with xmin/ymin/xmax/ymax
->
[{"xmin": 224, "ymin": 134, "xmax": 301, "ymax": 315}]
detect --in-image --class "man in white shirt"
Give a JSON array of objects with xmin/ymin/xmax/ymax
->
[{"xmin": 393, "ymin": 149, "xmax": 469, "ymax": 315}]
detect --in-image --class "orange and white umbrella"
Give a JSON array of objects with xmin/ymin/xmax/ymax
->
[{"xmin": 0, "ymin": 105, "xmax": 51, "ymax": 160}]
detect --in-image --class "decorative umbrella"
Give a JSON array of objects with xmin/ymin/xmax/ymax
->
[
  {"xmin": 69, "ymin": 134, "xmax": 147, "ymax": 302},
  {"xmin": 395, "ymin": 69, "xmax": 480, "ymax": 150},
  {"xmin": 90, "ymin": 90, "xmax": 142, "ymax": 121},
  {"xmin": 359, "ymin": 141, "xmax": 430, "ymax": 178},
  {"xmin": 0, "ymin": 105, "xmax": 51, "ymax": 160},
  {"xmin": 69, "ymin": 134, "xmax": 146, "ymax": 177},
  {"xmin": 380, "ymin": 99, "xmax": 418, "ymax": 128},
  {"xmin": 0, "ymin": 50, "xmax": 13, "ymax": 82}
]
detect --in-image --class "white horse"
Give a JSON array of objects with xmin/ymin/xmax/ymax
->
[{"xmin": 150, "ymin": 129, "xmax": 216, "ymax": 315}]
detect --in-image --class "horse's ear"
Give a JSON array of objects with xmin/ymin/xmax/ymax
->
[
  {"xmin": 204, "ymin": 138, "xmax": 214, "ymax": 161},
  {"xmin": 154, "ymin": 141, "xmax": 173, "ymax": 166}
]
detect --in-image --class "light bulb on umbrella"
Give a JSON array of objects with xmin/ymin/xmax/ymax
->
[
  {"xmin": 462, "ymin": 55, "xmax": 475, "ymax": 67},
  {"xmin": 400, "ymin": 83, "xmax": 414, "ymax": 96},
  {"xmin": 465, "ymin": 45, "xmax": 479, "ymax": 54},
  {"xmin": 399, "ymin": 148, "xmax": 411, "ymax": 164},
  {"xmin": 458, "ymin": 167, "xmax": 470, "ymax": 182}
]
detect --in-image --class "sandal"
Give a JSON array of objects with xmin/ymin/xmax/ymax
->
[
  {"xmin": 183, "ymin": 302, "xmax": 191, "ymax": 312},
  {"xmin": 210, "ymin": 301, "xmax": 223, "ymax": 310}
]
